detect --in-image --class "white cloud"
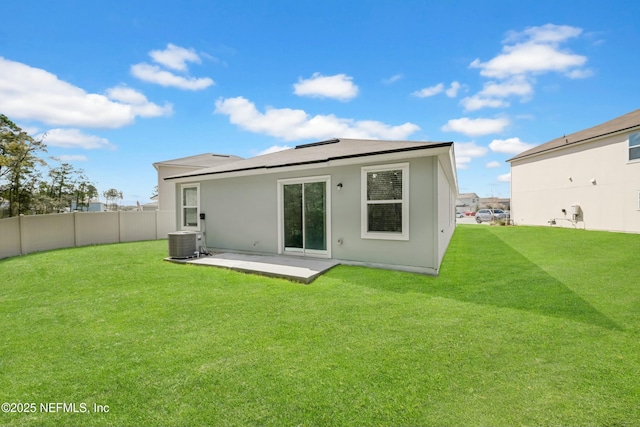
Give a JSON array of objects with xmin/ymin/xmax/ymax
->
[
  {"xmin": 412, "ymin": 83, "xmax": 444, "ymax": 98},
  {"xmin": 461, "ymin": 77, "xmax": 533, "ymax": 111},
  {"xmin": 0, "ymin": 57, "xmax": 136, "ymax": 128},
  {"xmin": 504, "ymin": 23, "xmax": 582, "ymax": 44},
  {"xmin": 106, "ymin": 86, "xmax": 173, "ymax": 117},
  {"xmin": 478, "ymin": 77, "xmax": 533, "ymax": 98},
  {"xmin": 471, "ymin": 43, "xmax": 587, "ymax": 79},
  {"xmin": 214, "ymin": 96, "xmax": 420, "ymax": 141},
  {"xmin": 489, "ymin": 137, "xmax": 536, "ymax": 154},
  {"xmin": 149, "ymin": 43, "xmax": 201, "ymax": 71},
  {"xmin": 293, "ymin": 73, "xmax": 359, "ymax": 101},
  {"xmin": 131, "ymin": 63, "xmax": 214, "ymax": 90},
  {"xmin": 497, "ymin": 172, "xmax": 511, "ymax": 183},
  {"xmin": 383, "ymin": 74, "xmax": 403, "ymax": 84},
  {"xmin": 470, "ymin": 24, "xmax": 587, "ymax": 79},
  {"xmin": 442, "ymin": 117, "xmax": 509, "ymax": 137},
  {"xmin": 38, "ymin": 128, "xmax": 115, "ymax": 150},
  {"xmin": 58, "ymin": 154, "xmax": 89, "ymax": 162},
  {"xmin": 461, "ymin": 96, "xmax": 509, "ymax": 111},
  {"xmin": 445, "ymin": 81, "xmax": 462, "ymax": 98},
  {"xmin": 257, "ymin": 145, "xmax": 292, "ymax": 156},
  {"xmin": 464, "ymin": 24, "xmax": 590, "ymax": 111},
  {"xmin": 565, "ymin": 68, "xmax": 594, "ymax": 79},
  {"xmin": 413, "ymin": 81, "xmax": 461, "ymax": 98},
  {"xmin": 454, "ymin": 141, "xmax": 489, "ymax": 169},
  {"xmin": 486, "ymin": 160, "xmax": 502, "ymax": 168}
]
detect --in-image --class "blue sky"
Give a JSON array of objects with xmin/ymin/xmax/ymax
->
[{"xmin": 1, "ymin": 0, "xmax": 638, "ymax": 205}]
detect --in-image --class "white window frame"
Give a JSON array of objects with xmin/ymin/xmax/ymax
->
[
  {"xmin": 361, "ymin": 163, "xmax": 409, "ymax": 241},
  {"xmin": 629, "ymin": 132, "xmax": 640, "ymax": 163},
  {"xmin": 180, "ymin": 183, "xmax": 200, "ymax": 231}
]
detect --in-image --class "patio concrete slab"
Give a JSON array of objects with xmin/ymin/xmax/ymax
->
[{"xmin": 166, "ymin": 253, "xmax": 340, "ymax": 283}]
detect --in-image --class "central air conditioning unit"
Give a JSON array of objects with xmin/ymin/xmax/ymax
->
[{"xmin": 168, "ymin": 231, "xmax": 197, "ymax": 258}]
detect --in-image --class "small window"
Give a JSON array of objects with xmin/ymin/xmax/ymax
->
[
  {"xmin": 181, "ymin": 184, "xmax": 199, "ymax": 230},
  {"xmin": 629, "ymin": 133, "xmax": 640, "ymax": 161},
  {"xmin": 361, "ymin": 163, "xmax": 409, "ymax": 240}
]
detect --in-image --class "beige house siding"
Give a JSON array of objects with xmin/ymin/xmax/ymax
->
[{"xmin": 510, "ymin": 132, "xmax": 640, "ymax": 232}]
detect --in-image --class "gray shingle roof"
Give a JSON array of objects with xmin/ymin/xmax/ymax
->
[
  {"xmin": 508, "ymin": 108, "xmax": 640, "ymax": 162},
  {"xmin": 153, "ymin": 153, "xmax": 243, "ymax": 168},
  {"xmin": 165, "ymin": 138, "xmax": 453, "ymax": 180}
]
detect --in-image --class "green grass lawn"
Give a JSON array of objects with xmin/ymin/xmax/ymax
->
[{"xmin": 1, "ymin": 225, "xmax": 639, "ymax": 426}]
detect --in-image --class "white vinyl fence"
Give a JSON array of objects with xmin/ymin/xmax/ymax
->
[{"xmin": 0, "ymin": 210, "xmax": 176, "ymax": 260}]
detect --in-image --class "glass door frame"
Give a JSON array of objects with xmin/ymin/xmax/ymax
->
[{"xmin": 277, "ymin": 175, "xmax": 332, "ymax": 258}]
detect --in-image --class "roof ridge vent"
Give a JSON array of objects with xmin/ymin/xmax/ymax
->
[{"xmin": 295, "ymin": 138, "xmax": 340, "ymax": 149}]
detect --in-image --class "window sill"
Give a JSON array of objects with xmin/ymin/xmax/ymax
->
[{"xmin": 361, "ymin": 232, "xmax": 409, "ymax": 241}]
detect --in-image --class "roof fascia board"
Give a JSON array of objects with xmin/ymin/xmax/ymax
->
[
  {"xmin": 508, "ymin": 124, "xmax": 640, "ymax": 163},
  {"xmin": 166, "ymin": 144, "xmax": 452, "ymax": 183}
]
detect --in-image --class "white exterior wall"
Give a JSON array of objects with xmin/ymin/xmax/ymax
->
[
  {"xmin": 185, "ymin": 156, "xmax": 453, "ymax": 273},
  {"xmin": 157, "ymin": 165, "xmax": 197, "ymax": 211},
  {"xmin": 155, "ymin": 165, "xmax": 195, "ymax": 235},
  {"xmin": 437, "ymin": 157, "xmax": 457, "ymax": 266},
  {"xmin": 511, "ymin": 132, "xmax": 640, "ymax": 233}
]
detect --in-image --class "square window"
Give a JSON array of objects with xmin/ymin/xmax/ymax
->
[{"xmin": 361, "ymin": 163, "xmax": 409, "ymax": 240}]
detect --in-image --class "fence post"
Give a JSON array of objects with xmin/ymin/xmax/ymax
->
[
  {"xmin": 19, "ymin": 214, "xmax": 25, "ymax": 255},
  {"xmin": 73, "ymin": 211, "xmax": 79, "ymax": 247}
]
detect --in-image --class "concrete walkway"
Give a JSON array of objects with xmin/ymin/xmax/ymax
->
[{"xmin": 166, "ymin": 253, "xmax": 340, "ymax": 283}]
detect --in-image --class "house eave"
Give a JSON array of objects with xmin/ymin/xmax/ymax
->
[
  {"xmin": 508, "ymin": 123, "xmax": 640, "ymax": 163},
  {"xmin": 165, "ymin": 142, "xmax": 454, "ymax": 182}
]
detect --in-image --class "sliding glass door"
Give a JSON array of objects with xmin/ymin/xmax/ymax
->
[{"xmin": 280, "ymin": 177, "xmax": 330, "ymax": 256}]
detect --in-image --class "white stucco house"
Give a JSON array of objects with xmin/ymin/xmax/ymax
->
[
  {"xmin": 508, "ymin": 108, "xmax": 640, "ymax": 233},
  {"xmin": 161, "ymin": 138, "xmax": 458, "ymax": 275},
  {"xmin": 456, "ymin": 192, "xmax": 480, "ymax": 212}
]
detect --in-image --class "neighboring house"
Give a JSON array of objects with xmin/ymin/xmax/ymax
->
[
  {"xmin": 153, "ymin": 153, "xmax": 244, "ymax": 230},
  {"xmin": 163, "ymin": 138, "xmax": 458, "ymax": 275},
  {"xmin": 508, "ymin": 108, "xmax": 640, "ymax": 233},
  {"xmin": 138, "ymin": 195, "xmax": 159, "ymax": 211},
  {"xmin": 479, "ymin": 197, "xmax": 510, "ymax": 210},
  {"xmin": 456, "ymin": 192, "xmax": 480, "ymax": 212}
]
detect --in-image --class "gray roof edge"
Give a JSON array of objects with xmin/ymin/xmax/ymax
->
[
  {"xmin": 508, "ymin": 109, "xmax": 640, "ymax": 162},
  {"xmin": 165, "ymin": 141, "xmax": 454, "ymax": 181},
  {"xmin": 153, "ymin": 153, "xmax": 243, "ymax": 167},
  {"xmin": 508, "ymin": 123, "xmax": 640, "ymax": 162}
]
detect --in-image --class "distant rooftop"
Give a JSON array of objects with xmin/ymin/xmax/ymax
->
[{"xmin": 508, "ymin": 108, "xmax": 640, "ymax": 162}]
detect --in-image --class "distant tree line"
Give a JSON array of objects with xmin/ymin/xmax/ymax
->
[{"xmin": 0, "ymin": 114, "xmax": 122, "ymax": 218}]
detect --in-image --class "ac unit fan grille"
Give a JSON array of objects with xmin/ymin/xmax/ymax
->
[{"xmin": 168, "ymin": 231, "xmax": 197, "ymax": 258}]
